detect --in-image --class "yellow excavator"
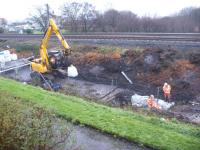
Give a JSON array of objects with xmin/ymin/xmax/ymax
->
[{"xmin": 30, "ymin": 18, "xmax": 77, "ymax": 91}]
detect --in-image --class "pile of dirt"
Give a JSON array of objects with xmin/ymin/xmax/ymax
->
[
  {"xmin": 71, "ymin": 48, "xmax": 200, "ymax": 104},
  {"xmin": 128, "ymin": 48, "xmax": 181, "ymax": 74},
  {"xmin": 188, "ymin": 51, "xmax": 200, "ymax": 66},
  {"xmin": 133, "ymin": 50, "xmax": 200, "ymax": 103},
  {"xmin": 74, "ymin": 51, "xmax": 120, "ymax": 65},
  {"xmin": 74, "ymin": 52, "xmax": 105, "ymax": 65}
]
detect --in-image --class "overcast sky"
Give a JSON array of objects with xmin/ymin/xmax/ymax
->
[{"xmin": 0, "ymin": 0, "xmax": 200, "ymax": 22}]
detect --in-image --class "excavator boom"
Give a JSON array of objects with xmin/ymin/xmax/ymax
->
[
  {"xmin": 31, "ymin": 18, "xmax": 70, "ymax": 73},
  {"xmin": 30, "ymin": 18, "xmax": 78, "ymax": 91}
]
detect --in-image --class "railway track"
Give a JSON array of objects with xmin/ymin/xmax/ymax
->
[{"xmin": 0, "ymin": 33, "xmax": 200, "ymax": 42}]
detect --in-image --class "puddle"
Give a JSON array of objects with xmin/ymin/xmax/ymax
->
[{"xmin": 71, "ymin": 125, "xmax": 149, "ymax": 150}]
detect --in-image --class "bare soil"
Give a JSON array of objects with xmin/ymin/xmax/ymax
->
[
  {"xmin": 69, "ymin": 47, "xmax": 200, "ymax": 124},
  {"xmin": 1, "ymin": 45, "xmax": 200, "ymax": 124}
]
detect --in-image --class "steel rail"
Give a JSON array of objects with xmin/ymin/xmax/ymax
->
[{"xmin": 0, "ymin": 33, "xmax": 200, "ymax": 42}]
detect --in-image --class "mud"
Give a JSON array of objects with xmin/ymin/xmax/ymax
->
[
  {"xmin": 1, "ymin": 47, "xmax": 200, "ymax": 125},
  {"xmin": 69, "ymin": 48, "xmax": 200, "ymax": 124},
  {"xmin": 172, "ymin": 104, "xmax": 200, "ymax": 124},
  {"xmin": 72, "ymin": 48, "xmax": 200, "ymax": 103},
  {"xmin": 58, "ymin": 73, "xmax": 138, "ymax": 107}
]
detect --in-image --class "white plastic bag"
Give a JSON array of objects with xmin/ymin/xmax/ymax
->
[
  {"xmin": 11, "ymin": 54, "xmax": 18, "ymax": 61},
  {"xmin": 67, "ymin": 64, "xmax": 78, "ymax": 77},
  {"xmin": 4, "ymin": 54, "xmax": 11, "ymax": 62},
  {"xmin": 131, "ymin": 94, "xmax": 148, "ymax": 107},
  {"xmin": 0, "ymin": 55, "xmax": 5, "ymax": 63},
  {"xmin": 3, "ymin": 50, "xmax": 10, "ymax": 55}
]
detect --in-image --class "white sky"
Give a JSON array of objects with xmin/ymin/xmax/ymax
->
[{"xmin": 0, "ymin": 0, "xmax": 200, "ymax": 22}]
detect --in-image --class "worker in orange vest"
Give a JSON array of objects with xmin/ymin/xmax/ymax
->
[
  {"xmin": 163, "ymin": 82, "xmax": 171, "ymax": 102},
  {"xmin": 147, "ymin": 95, "xmax": 161, "ymax": 110},
  {"xmin": 147, "ymin": 95, "xmax": 154, "ymax": 108}
]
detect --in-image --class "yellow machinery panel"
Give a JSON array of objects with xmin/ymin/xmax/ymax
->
[{"xmin": 31, "ymin": 62, "xmax": 48, "ymax": 73}]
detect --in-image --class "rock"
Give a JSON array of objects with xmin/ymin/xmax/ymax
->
[
  {"xmin": 189, "ymin": 52, "xmax": 200, "ymax": 65},
  {"xmin": 144, "ymin": 55, "xmax": 154, "ymax": 65}
]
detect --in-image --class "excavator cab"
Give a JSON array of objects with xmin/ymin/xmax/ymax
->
[{"xmin": 48, "ymin": 50, "xmax": 70, "ymax": 70}]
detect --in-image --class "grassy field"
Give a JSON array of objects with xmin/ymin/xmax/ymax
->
[{"xmin": 0, "ymin": 77, "xmax": 199, "ymax": 150}]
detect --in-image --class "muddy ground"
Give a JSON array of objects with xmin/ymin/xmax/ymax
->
[
  {"xmin": 2, "ymin": 45, "xmax": 200, "ymax": 124},
  {"xmin": 0, "ymin": 37, "xmax": 200, "ymax": 124},
  {"xmin": 70, "ymin": 48, "xmax": 200, "ymax": 101},
  {"xmin": 69, "ymin": 47, "xmax": 200, "ymax": 124}
]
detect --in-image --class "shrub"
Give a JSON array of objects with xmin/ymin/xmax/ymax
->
[
  {"xmin": 15, "ymin": 43, "xmax": 39, "ymax": 54},
  {"xmin": 0, "ymin": 27, "xmax": 4, "ymax": 33},
  {"xmin": 23, "ymin": 29, "xmax": 33, "ymax": 34},
  {"xmin": 0, "ymin": 93, "xmax": 77, "ymax": 150}
]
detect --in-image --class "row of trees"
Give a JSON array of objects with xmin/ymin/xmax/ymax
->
[
  {"xmin": 17, "ymin": 2, "xmax": 200, "ymax": 33},
  {"xmin": 0, "ymin": 18, "xmax": 7, "ymax": 33}
]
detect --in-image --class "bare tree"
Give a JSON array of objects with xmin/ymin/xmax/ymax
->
[
  {"xmin": 104, "ymin": 9, "xmax": 119, "ymax": 32},
  {"xmin": 93, "ymin": 12, "xmax": 106, "ymax": 32},
  {"xmin": 80, "ymin": 2, "xmax": 97, "ymax": 32},
  {"xmin": 62, "ymin": 2, "xmax": 82, "ymax": 32},
  {"xmin": 29, "ymin": 4, "xmax": 55, "ymax": 32},
  {"xmin": 0, "ymin": 18, "xmax": 7, "ymax": 33},
  {"xmin": 117, "ymin": 11, "xmax": 138, "ymax": 32},
  {"xmin": 60, "ymin": 2, "xmax": 200, "ymax": 33},
  {"xmin": 191, "ymin": 8, "xmax": 200, "ymax": 32},
  {"xmin": 25, "ymin": 2, "xmax": 195, "ymax": 33},
  {"xmin": 0, "ymin": 18, "xmax": 7, "ymax": 27},
  {"xmin": 140, "ymin": 16, "xmax": 155, "ymax": 32}
]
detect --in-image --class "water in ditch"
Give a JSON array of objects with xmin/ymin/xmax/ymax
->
[{"xmin": 68, "ymin": 125, "xmax": 149, "ymax": 150}]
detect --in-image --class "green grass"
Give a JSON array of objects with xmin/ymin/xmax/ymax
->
[
  {"xmin": 15, "ymin": 43, "xmax": 39, "ymax": 52},
  {"xmin": 0, "ymin": 77, "xmax": 199, "ymax": 150},
  {"xmin": 69, "ymin": 44, "xmax": 145, "ymax": 54}
]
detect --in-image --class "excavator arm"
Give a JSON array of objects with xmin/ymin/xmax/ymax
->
[
  {"xmin": 31, "ymin": 18, "xmax": 70, "ymax": 73},
  {"xmin": 30, "ymin": 18, "xmax": 78, "ymax": 90},
  {"xmin": 40, "ymin": 18, "xmax": 70, "ymax": 67}
]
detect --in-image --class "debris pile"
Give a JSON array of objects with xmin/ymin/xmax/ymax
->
[
  {"xmin": 75, "ymin": 52, "xmax": 105, "ymax": 65},
  {"xmin": 2, "ymin": 46, "xmax": 200, "ymax": 123},
  {"xmin": 131, "ymin": 94, "xmax": 175, "ymax": 111},
  {"xmin": 72, "ymin": 48, "xmax": 200, "ymax": 104},
  {"xmin": 0, "ymin": 50, "xmax": 17, "ymax": 65}
]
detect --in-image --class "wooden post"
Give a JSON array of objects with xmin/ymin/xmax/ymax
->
[{"xmin": 156, "ymin": 87, "xmax": 160, "ymax": 102}]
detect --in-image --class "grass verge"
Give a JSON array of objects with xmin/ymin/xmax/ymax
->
[{"xmin": 0, "ymin": 77, "xmax": 199, "ymax": 150}]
